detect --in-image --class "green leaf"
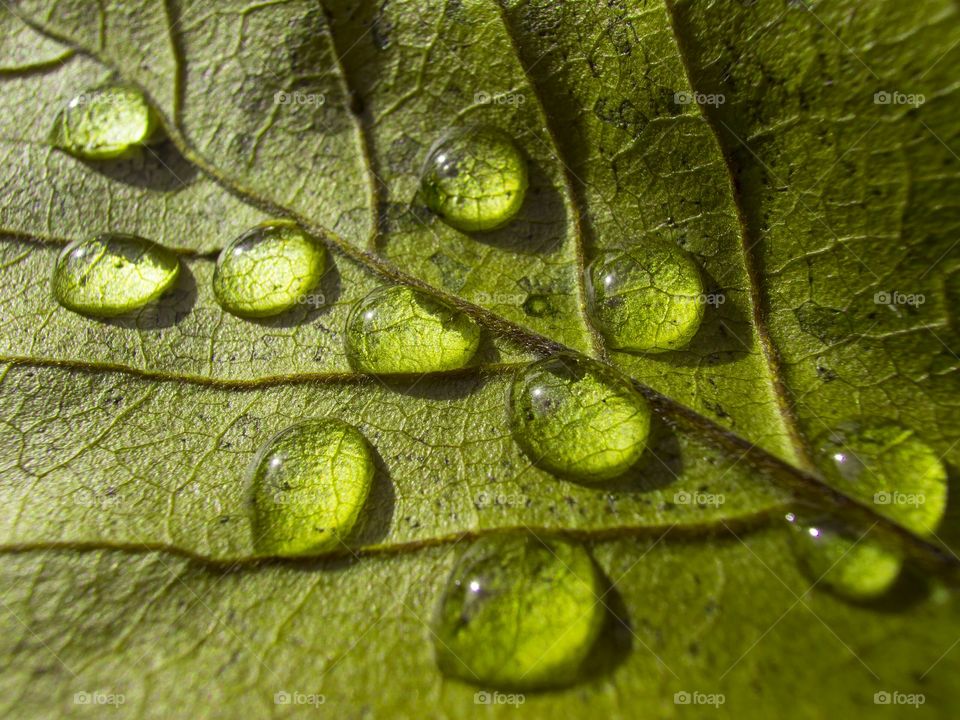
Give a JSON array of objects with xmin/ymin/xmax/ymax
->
[{"xmin": 1, "ymin": 0, "xmax": 959, "ymax": 716}]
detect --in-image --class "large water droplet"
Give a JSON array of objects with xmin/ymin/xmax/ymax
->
[
  {"xmin": 508, "ymin": 353, "xmax": 651, "ymax": 481},
  {"xmin": 786, "ymin": 511, "xmax": 902, "ymax": 599},
  {"xmin": 421, "ymin": 126, "xmax": 528, "ymax": 232},
  {"xmin": 213, "ymin": 220, "xmax": 326, "ymax": 318},
  {"xmin": 51, "ymin": 84, "xmax": 160, "ymax": 160},
  {"xmin": 585, "ymin": 244, "xmax": 704, "ymax": 353},
  {"xmin": 345, "ymin": 285, "xmax": 481, "ymax": 373},
  {"xmin": 52, "ymin": 233, "xmax": 180, "ymax": 317},
  {"xmin": 433, "ymin": 533, "xmax": 603, "ymax": 689},
  {"xmin": 248, "ymin": 419, "xmax": 374, "ymax": 557},
  {"xmin": 815, "ymin": 420, "xmax": 948, "ymax": 536}
]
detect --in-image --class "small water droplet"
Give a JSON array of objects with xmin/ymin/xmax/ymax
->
[
  {"xmin": 586, "ymin": 244, "xmax": 704, "ymax": 353},
  {"xmin": 50, "ymin": 84, "xmax": 160, "ymax": 160},
  {"xmin": 213, "ymin": 220, "xmax": 326, "ymax": 318},
  {"xmin": 815, "ymin": 420, "xmax": 948, "ymax": 535},
  {"xmin": 522, "ymin": 293, "xmax": 555, "ymax": 318},
  {"xmin": 433, "ymin": 533, "xmax": 603, "ymax": 688},
  {"xmin": 248, "ymin": 419, "xmax": 374, "ymax": 557},
  {"xmin": 345, "ymin": 285, "xmax": 480, "ymax": 373},
  {"xmin": 508, "ymin": 353, "xmax": 651, "ymax": 481},
  {"xmin": 421, "ymin": 126, "xmax": 528, "ymax": 232},
  {"xmin": 52, "ymin": 233, "xmax": 180, "ymax": 317},
  {"xmin": 786, "ymin": 511, "xmax": 902, "ymax": 599}
]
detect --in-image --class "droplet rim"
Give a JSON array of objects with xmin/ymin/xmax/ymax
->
[
  {"xmin": 247, "ymin": 418, "xmax": 375, "ymax": 558},
  {"xmin": 433, "ymin": 532, "xmax": 605, "ymax": 689},
  {"xmin": 584, "ymin": 243, "xmax": 705, "ymax": 354},
  {"xmin": 344, "ymin": 284, "xmax": 482, "ymax": 374},
  {"xmin": 51, "ymin": 233, "xmax": 181, "ymax": 317},
  {"xmin": 50, "ymin": 84, "xmax": 162, "ymax": 161},
  {"xmin": 212, "ymin": 219, "xmax": 327, "ymax": 319},
  {"xmin": 507, "ymin": 353, "xmax": 652, "ymax": 482},
  {"xmin": 420, "ymin": 125, "xmax": 529, "ymax": 233}
]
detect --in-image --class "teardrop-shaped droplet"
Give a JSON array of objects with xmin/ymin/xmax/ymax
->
[
  {"xmin": 421, "ymin": 126, "xmax": 528, "ymax": 232},
  {"xmin": 213, "ymin": 220, "xmax": 326, "ymax": 318},
  {"xmin": 50, "ymin": 84, "xmax": 160, "ymax": 160},
  {"xmin": 815, "ymin": 421, "xmax": 948, "ymax": 536},
  {"xmin": 248, "ymin": 419, "xmax": 374, "ymax": 557},
  {"xmin": 585, "ymin": 244, "xmax": 704, "ymax": 353},
  {"xmin": 345, "ymin": 285, "xmax": 481, "ymax": 373},
  {"xmin": 508, "ymin": 353, "xmax": 651, "ymax": 481},
  {"xmin": 433, "ymin": 533, "xmax": 603, "ymax": 689},
  {"xmin": 52, "ymin": 233, "xmax": 180, "ymax": 317},
  {"xmin": 786, "ymin": 511, "xmax": 902, "ymax": 599}
]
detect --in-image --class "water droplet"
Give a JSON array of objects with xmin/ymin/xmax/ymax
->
[
  {"xmin": 51, "ymin": 84, "xmax": 160, "ymax": 160},
  {"xmin": 586, "ymin": 244, "xmax": 704, "ymax": 353},
  {"xmin": 434, "ymin": 533, "xmax": 603, "ymax": 688},
  {"xmin": 815, "ymin": 421, "xmax": 948, "ymax": 535},
  {"xmin": 786, "ymin": 511, "xmax": 902, "ymax": 599},
  {"xmin": 345, "ymin": 285, "xmax": 480, "ymax": 373},
  {"xmin": 52, "ymin": 233, "xmax": 180, "ymax": 317},
  {"xmin": 421, "ymin": 126, "xmax": 528, "ymax": 232},
  {"xmin": 508, "ymin": 353, "xmax": 651, "ymax": 481},
  {"xmin": 522, "ymin": 293, "xmax": 555, "ymax": 318},
  {"xmin": 248, "ymin": 419, "xmax": 374, "ymax": 557},
  {"xmin": 213, "ymin": 220, "xmax": 326, "ymax": 318}
]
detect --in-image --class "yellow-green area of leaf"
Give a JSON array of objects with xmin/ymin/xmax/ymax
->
[
  {"xmin": 50, "ymin": 84, "xmax": 160, "ymax": 160},
  {"xmin": 508, "ymin": 354, "xmax": 652, "ymax": 482},
  {"xmin": 433, "ymin": 533, "xmax": 603, "ymax": 689},
  {"xmin": 52, "ymin": 233, "xmax": 180, "ymax": 317},
  {"xmin": 213, "ymin": 220, "xmax": 327, "ymax": 318},
  {"xmin": 345, "ymin": 285, "xmax": 481, "ymax": 373},
  {"xmin": 248, "ymin": 419, "xmax": 374, "ymax": 557}
]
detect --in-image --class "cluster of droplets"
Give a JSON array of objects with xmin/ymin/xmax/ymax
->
[
  {"xmin": 43, "ymin": 85, "xmax": 947, "ymax": 692},
  {"xmin": 783, "ymin": 421, "xmax": 949, "ymax": 599}
]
